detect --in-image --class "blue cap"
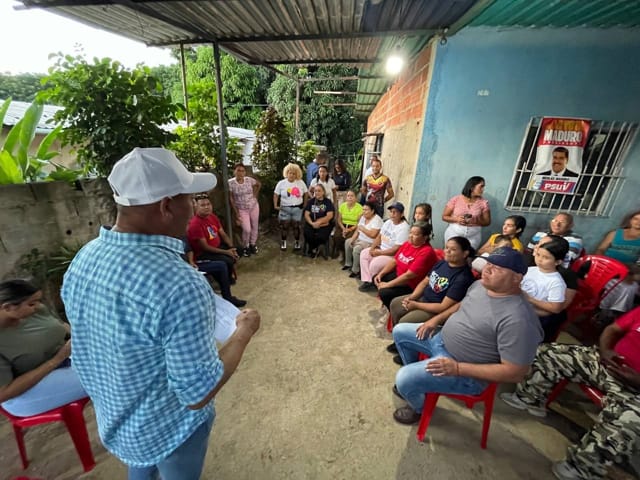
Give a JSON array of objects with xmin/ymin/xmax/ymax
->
[
  {"xmin": 387, "ymin": 201, "xmax": 405, "ymax": 213},
  {"xmin": 484, "ymin": 247, "xmax": 528, "ymax": 275}
]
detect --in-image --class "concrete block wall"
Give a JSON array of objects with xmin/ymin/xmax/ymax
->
[
  {"xmin": 366, "ymin": 43, "xmax": 434, "ymax": 211},
  {"xmin": 0, "ymin": 179, "xmax": 116, "ymax": 280}
]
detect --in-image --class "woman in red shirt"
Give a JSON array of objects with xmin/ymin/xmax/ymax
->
[{"xmin": 373, "ymin": 222, "xmax": 438, "ymax": 314}]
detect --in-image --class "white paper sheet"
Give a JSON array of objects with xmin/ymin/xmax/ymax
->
[{"xmin": 213, "ymin": 294, "xmax": 240, "ymax": 343}]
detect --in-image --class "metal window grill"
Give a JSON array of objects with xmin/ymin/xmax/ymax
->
[{"xmin": 505, "ymin": 117, "xmax": 638, "ymax": 216}]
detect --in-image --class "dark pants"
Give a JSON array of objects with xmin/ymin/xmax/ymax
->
[
  {"xmin": 195, "ymin": 260, "xmax": 232, "ymax": 300},
  {"xmin": 198, "ymin": 249, "xmax": 235, "ymax": 283},
  {"xmin": 378, "ymin": 271, "xmax": 413, "ymax": 309},
  {"xmin": 303, "ymin": 224, "xmax": 333, "ymax": 252},
  {"xmin": 540, "ymin": 311, "xmax": 567, "ymax": 343}
]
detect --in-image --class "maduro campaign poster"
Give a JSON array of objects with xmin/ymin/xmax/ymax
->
[{"xmin": 528, "ymin": 117, "xmax": 591, "ymax": 195}]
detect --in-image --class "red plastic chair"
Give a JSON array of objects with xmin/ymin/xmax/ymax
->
[
  {"xmin": 545, "ymin": 378, "xmax": 604, "ymax": 409},
  {"xmin": 555, "ymin": 255, "xmax": 629, "ymax": 339},
  {"xmin": 0, "ymin": 397, "xmax": 96, "ymax": 472},
  {"xmin": 416, "ymin": 383, "xmax": 498, "ymax": 449},
  {"xmin": 434, "ymin": 248, "xmax": 445, "ymax": 261}
]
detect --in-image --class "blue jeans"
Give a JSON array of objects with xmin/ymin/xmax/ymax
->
[
  {"xmin": 128, "ymin": 415, "xmax": 214, "ymax": 480},
  {"xmin": 393, "ymin": 324, "xmax": 487, "ymax": 412},
  {"xmin": 1, "ymin": 366, "xmax": 87, "ymax": 417}
]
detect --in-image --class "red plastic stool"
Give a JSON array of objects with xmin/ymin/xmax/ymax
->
[
  {"xmin": 0, "ymin": 397, "xmax": 96, "ymax": 472},
  {"xmin": 416, "ymin": 383, "xmax": 498, "ymax": 449}
]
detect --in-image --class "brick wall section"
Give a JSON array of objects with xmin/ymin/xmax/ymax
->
[{"xmin": 367, "ymin": 44, "xmax": 432, "ymax": 133}]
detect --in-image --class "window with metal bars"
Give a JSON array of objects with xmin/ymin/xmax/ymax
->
[{"xmin": 505, "ymin": 117, "xmax": 638, "ymax": 216}]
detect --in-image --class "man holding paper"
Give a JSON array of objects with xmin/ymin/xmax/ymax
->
[{"xmin": 62, "ymin": 147, "xmax": 260, "ymax": 480}]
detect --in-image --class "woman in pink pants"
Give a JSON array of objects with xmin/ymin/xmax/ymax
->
[
  {"xmin": 358, "ymin": 202, "xmax": 410, "ymax": 291},
  {"xmin": 229, "ymin": 163, "xmax": 261, "ymax": 257}
]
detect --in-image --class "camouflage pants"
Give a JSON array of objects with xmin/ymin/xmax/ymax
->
[{"xmin": 515, "ymin": 343, "xmax": 640, "ymax": 479}]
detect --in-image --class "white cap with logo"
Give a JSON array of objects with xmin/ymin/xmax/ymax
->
[{"xmin": 108, "ymin": 147, "xmax": 217, "ymax": 206}]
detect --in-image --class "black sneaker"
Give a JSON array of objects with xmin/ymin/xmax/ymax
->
[
  {"xmin": 358, "ymin": 281, "xmax": 376, "ymax": 292},
  {"xmin": 228, "ymin": 297, "xmax": 247, "ymax": 308},
  {"xmin": 242, "ymin": 247, "xmax": 250, "ymax": 257},
  {"xmin": 386, "ymin": 343, "xmax": 398, "ymax": 354},
  {"xmin": 293, "ymin": 241, "xmax": 301, "ymax": 250},
  {"xmin": 393, "ymin": 354, "xmax": 403, "ymax": 365},
  {"xmin": 249, "ymin": 244, "xmax": 258, "ymax": 255}
]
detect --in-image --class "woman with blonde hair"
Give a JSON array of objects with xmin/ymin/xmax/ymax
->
[{"xmin": 273, "ymin": 163, "xmax": 308, "ymax": 251}]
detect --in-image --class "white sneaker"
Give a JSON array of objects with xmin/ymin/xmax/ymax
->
[
  {"xmin": 500, "ymin": 392, "xmax": 547, "ymax": 417},
  {"xmin": 280, "ymin": 240, "xmax": 287, "ymax": 251},
  {"xmin": 552, "ymin": 461, "xmax": 583, "ymax": 480}
]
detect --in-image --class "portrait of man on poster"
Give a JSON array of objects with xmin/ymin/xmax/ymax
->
[{"xmin": 536, "ymin": 147, "xmax": 580, "ymax": 177}]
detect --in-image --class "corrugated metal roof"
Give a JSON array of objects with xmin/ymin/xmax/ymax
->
[
  {"xmin": 470, "ymin": 0, "xmax": 640, "ymax": 28},
  {"xmin": 1, "ymin": 99, "xmax": 62, "ymax": 134},
  {"xmin": 16, "ymin": 0, "xmax": 478, "ymax": 113}
]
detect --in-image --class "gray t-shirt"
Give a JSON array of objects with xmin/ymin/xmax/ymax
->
[
  {"xmin": 0, "ymin": 307, "xmax": 67, "ymax": 387},
  {"xmin": 441, "ymin": 282, "xmax": 542, "ymax": 366}
]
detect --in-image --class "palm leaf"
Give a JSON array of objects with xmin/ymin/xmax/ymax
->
[{"xmin": 17, "ymin": 101, "xmax": 44, "ymax": 172}]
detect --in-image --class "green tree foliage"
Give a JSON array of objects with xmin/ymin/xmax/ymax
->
[
  {"xmin": 0, "ymin": 73, "xmax": 44, "ymax": 102},
  {"xmin": 151, "ymin": 46, "xmax": 272, "ymax": 130},
  {"xmin": 168, "ymin": 80, "xmax": 241, "ymax": 173},
  {"xmin": 267, "ymin": 65, "xmax": 364, "ymax": 158},
  {"xmin": 0, "ymin": 98, "xmax": 81, "ymax": 184},
  {"xmin": 297, "ymin": 140, "xmax": 319, "ymax": 166},
  {"xmin": 41, "ymin": 54, "xmax": 178, "ymax": 176},
  {"xmin": 251, "ymin": 107, "xmax": 295, "ymax": 190}
]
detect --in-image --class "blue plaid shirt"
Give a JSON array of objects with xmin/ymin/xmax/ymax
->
[{"xmin": 61, "ymin": 227, "xmax": 224, "ymax": 467}]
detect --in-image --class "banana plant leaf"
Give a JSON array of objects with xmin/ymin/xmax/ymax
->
[
  {"xmin": 0, "ymin": 150, "xmax": 24, "ymax": 184},
  {"xmin": 0, "ymin": 98, "xmax": 11, "ymax": 130},
  {"xmin": 17, "ymin": 101, "xmax": 44, "ymax": 173},
  {"xmin": 36, "ymin": 124, "xmax": 62, "ymax": 160}
]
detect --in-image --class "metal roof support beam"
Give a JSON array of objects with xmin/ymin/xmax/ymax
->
[
  {"xmin": 212, "ymin": 41, "xmax": 233, "ymax": 237},
  {"xmin": 214, "ymin": 29, "xmax": 436, "ymax": 43},
  {"xmin": 262, "ymin": 59, "xmax": 378, "ymax": 65},
  {"xmin": 299, "ymin": 76, "xmax": 384, "ymax": 82}
]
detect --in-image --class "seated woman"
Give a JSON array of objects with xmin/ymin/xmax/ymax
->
[
  {"xmin": 358, "ymin": 202, "xmax": 410, "ymax": 291},
  {"xmin": 372, "ymin": 222, "xmax": 439, "ymax": 330},
  {"xmin": 595, "ymin": 209, "xmax": 640, "ymax": 265},
  {"xmin": 0, "ymin": 280, "xmax": 86, "ymax": 417},
  {"xmin": 303, "ymin": 183, "xmax": 335, "ymax": 258},
  {"xmin": 344, "ymin": 202, "xmax": 383, "ymax": 277},
  {"xmin": 521, "ymin": 236, "xmax": 570, "ymax": 342},
  {"xmin": 477, "ymin": 215, "xmax": 527, "ymax": 255},
  {"xmin": 333, "ymin": 190, "xmax": 363, "ymax": 262},
  {"xmin": 386, "ymin": 236, "xmax": 476, "ymax": 360}
]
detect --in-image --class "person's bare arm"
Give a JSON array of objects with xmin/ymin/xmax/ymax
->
[
  {"xmin": 0, "ymin": 341, "xmax": 71, "ymax": 403},
  {"xmin": 188, "ymin": 310, "xmax": 260, "ymax": 409},
  {"xmin": 384, "ymin": 183, "xmax": 394, "ymax": 202},
  {"xmin": 407, "ymin": 296, "xmax": 458, "ymax": 315},
  {"xmin": 186, "ymin": 251, "xmax": 198, "ymax": 268},
  {"xmin": 375, "ymin": 244, "xmax": 401, "ymax": 257},
  {"xmin": 477, "ymin": 238, "xmax": 494, "ymax": 256},
  {"xmin": 273, "ymin": 193, "xmax": 280, "ymax": 210},
  {"xmin": 304, "ymin": 210, "xmax": 313, "ymax": 225},
  {"xmin": 442, "ymin": 204, "xmax": 463, "ymax": 224},
  {"xmin": 374, "ymin": 259, "xmax": 397, "ymax": 284},
  {"xmin": 427, "ymin": 358, "xmax": 530, "ymax": 383},
  {"xmin": 415, "ymin": 303, "xmax": 462, "ymax": 339},
  {"xmin": 197, "ymin": 238, "xmax": 235, "ymax": 257},
  {"xmin": 315, "ymin": 211, "xmax": 334, "ymax": 228},
  {"xmin": 522, "ymin": 291, "xmax": 565, "ymax": 315},
  {"xmin": 378, "ymin": 270, "xmax": 417, "ymax": 289},
  {"xmin": 358, "ymin": 224, "xmax": 381, "ymax": 240},
  {"xmin": 478, "ymin": 207, "xmax": 491, "ymax": 227},
  {"xmin": 252, "ymin": 178, "xmax": 261, "ymax": 198},
  {"xmin": 595, "ymin": 230, "xmax": 615, "ymax": 255}
]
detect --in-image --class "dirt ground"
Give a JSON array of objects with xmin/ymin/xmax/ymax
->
[{"xmin": 0, "ymin": 233, "xmax": 633, "ymax": 480}]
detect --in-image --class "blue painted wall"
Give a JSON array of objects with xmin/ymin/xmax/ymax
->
[{"xmin": 413, "ymin": 27, "xmax": 640, "ymax": 250}]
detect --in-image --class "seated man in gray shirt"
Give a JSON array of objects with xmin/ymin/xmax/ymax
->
[{"xmin": 391, "ymin": 247, "xmax": 543, "ymax": 424}]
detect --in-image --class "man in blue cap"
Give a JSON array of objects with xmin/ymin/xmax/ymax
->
[{"xmin": 390, "ymin": 247, "xmax": 542, "ymax": 424}]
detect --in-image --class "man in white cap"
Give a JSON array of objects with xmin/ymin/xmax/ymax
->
[{"xmin": 61, "ymin": 148, "xmax": 260, "ymax": 479}]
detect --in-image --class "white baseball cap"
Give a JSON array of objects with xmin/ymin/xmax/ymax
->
[{"xmin": 108, "ymin": 147, "xmax": 217, "ymax": 206}]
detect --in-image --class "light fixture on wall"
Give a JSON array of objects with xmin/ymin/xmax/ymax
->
[{"xmin": 385, "ymin": 45, "xmax": 405, "ymax": 76}]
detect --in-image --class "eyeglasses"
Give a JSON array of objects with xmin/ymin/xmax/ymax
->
[{"xmin": 193, "ymin": 193, "xmax": 209, "ymax": 200}]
